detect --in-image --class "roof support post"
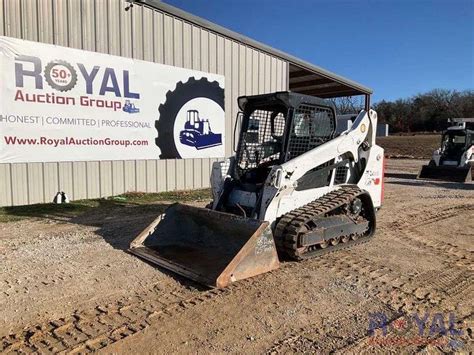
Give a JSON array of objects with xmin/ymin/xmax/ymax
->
[{"xmin": 365, "ymin": 94, "xmax": 371, "ymax": 111}]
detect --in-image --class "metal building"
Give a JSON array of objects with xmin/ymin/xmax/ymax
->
[{"xmin": 0, "ymin": 0, "xmax": 372, "ymax": 206}]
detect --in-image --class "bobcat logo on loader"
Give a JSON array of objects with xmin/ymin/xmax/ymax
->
[{"xmin": 155, "ymin": 77, "xmax": 225, "ymax": 159}]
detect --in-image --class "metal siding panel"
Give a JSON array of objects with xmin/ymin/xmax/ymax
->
[
  {"xmin": 245, "ymin": 47, "xmax": 253, "ymax": 94},
  {"xmin": 86, "ymin": 161, "xmax": 100, "ymax": 198},
  {"xmin": 11, "ymin": 164, "xmax": 28, "ymax": 205},
  {"xmin": 0, "ymin": 2, "xmax": 292, "ymax": 205},
  {"xmin": 136, "ymin": 160, "xmax": 147, "ymax": 191},
  {"xmin": 283, "ymin": 61, "xmax": 289, "ymax": 90},
  {"xmin": 43, "ymin": 162, "xmax": 59, "ymax": 202},
  {"xmin": 142, "ymin": 6, "xmax": 154, "ymax": 61},
  {"xmin": 119, "ymin": 0, "xmax": 132, "ymax": 58},
  {"xmin": 239, "ymin": 44, "xmax": 246, "ymax": 95},
  {"xmin": 224, "ymin": 38, "xmax": 232, "ymax": 156},
  {"xmin": 258, "ymin": 52, "xmax": 265, "ymax": 94},
  {"xmin": 271, "ymin": 57, "xmax": 277, "ymax": 91},
  {"xmin": 191, "ymin": 25, "xmax": 200, "ymax": 69},
  {"xmin": 53, "ymin": 0, "xmax": 68, "ymax": 45},
  {"xmin": 200, "ymin": 29, "xmax": 208, "ymax": 72},
  {"xmin": 276, "ymin": 59, "xmax": 283, "ymax": 91},
  {"xmin": 157, "ymin": 160, "xmax": 167, "ymax": 192},
  {"xmin": 100, "ymin": 161, "xmax": 113, "ymax": 197},
  {"xmin": 163, "ymin": 14, "xmax": 173, "ymax": 65},
  {"xmin": 81, "ymin": 0, "xmax": 95, "ymax": 51},
  {"xmin": 231, "ymin": 41, "xmax": 239, "ymax": 153},
  {"xmin": 94, "ymin": 0, "xmax": 108, "ymax": 53},
  {"xmin": 37, "ymin": 0, "xmax": 54, "ymax": 44},
  {"xmin": 5, "ymin": 0, "xmax": 21, "ymax": 38},
  {"xmin": 201, "ymin": 159, "xmax": 210, "ymax": 188},
  {"xmin": 176, "ymin": 159, "xmax": 185, "ymax": 190},
  {"xmin": 182, "ymin": 21, "xmax": 192, "ymax": 69},
  {"xmin": 166, "ymin": 160, "xmax": 176, "ymax": 190},
  {"xmin": 58, "ymin": 162, "xmax": 74, "ymax": 200},
  {"xmin": 173, "ymin": 18, "xmax": 183, "ymax": 67},
  {"xmin": 264, "ymin": 55, "xmax": 271, "ymax": 93},
  {"xmin": 112, "ymin": 161, "xmax": 125, "ymax": 195},
  {"xmin": 21, "ymin": 0, "xmax": 38, "ymax": 41},
  {"xmin": 216, "ymin": 36, "xmax": 224, "ymax": 75},
  {"xmin": 124, "ymin": 160, "xmax": 135, "ymax": 192},
  {"xmin": 73, "ymin": 162, "xmax": 87, "ymax": 200},
  {"xmin": 67, "ymin": 0, "xmax": 82, "ymax": 49},
  {"xmin": 0, "ymin": 165, "xmax": 12, "ymax": 206},
  {"xmin": 27, "ymin": 163, "xmax": 44, "ymax": 204},
  {"xmin": 193, "ymin": 159, "xmax": 202, "ymax": 188},
  {"xmin": 208, "ymin": 32, "xmax": 216, "ymax": 73},
  {"xmin": 131, "ymin": 3, "xmax": 143, "ymax": 59},
  {"xmin": 252, "ymin": 50, "xmax": 259, "ymax": 95},
  {"xmin": 107, "ymin": 0, "xmax": 121, "ymax": 55},
  {"xmin": 208, "ymin": 32, "xmax": 217, "ymax": 74},
  {"xmin": 146, "ymin": 160, "xmax": 157, "ymax": 192},
  {"xmin": 152, "ymin": 10, "xmax": 164, "ymax": 63},
  {"xmin": 0, "ymin": 0, "xmax": 4, "ymax": 36},
  {"xmin": 184, "ymin": 159, "xmax": 193, "ymax": 189}
]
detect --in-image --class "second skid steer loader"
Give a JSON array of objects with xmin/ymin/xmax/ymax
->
[
  {"xmin": 130, "ymin": 92, "xmax": 384, "ymax": 288},
  {"xmin": 418, "ymin": 118, "xmax": 473, "ymax": 182}
]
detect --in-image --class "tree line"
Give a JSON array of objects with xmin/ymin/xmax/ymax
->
[{"xmin": 373, "ymin": 89, "xmax": 474, "ymax": 133}]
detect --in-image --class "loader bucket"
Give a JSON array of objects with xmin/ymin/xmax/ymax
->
[
  {"xmin": 417, "ymin": 164, "xmax": 472, "ymax": 183},
  {"xmin": 129, "ymin": 203, "xmax": 279, "ymax": 288}
]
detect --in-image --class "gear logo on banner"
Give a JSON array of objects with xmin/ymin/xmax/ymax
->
[
  {"xmin": 44, "ymin": 60, "xmax": 78, "ymax": 92},
  {"xmin": 155, "ymin": 77, "xmax": 225, "ymax": 159}
]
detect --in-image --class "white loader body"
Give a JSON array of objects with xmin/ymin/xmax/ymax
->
[{"xmin": 211, "ymin": 109, "xmax": 384, "ymax": 227}]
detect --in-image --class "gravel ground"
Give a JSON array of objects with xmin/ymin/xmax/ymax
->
[{"xmin": 1, "ymin": 159, "xmax": 472, "ymax": 354}]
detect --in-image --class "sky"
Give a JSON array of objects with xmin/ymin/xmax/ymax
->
[{"xmin": 163, "ymin": 0, "xmax": 473, "ymax": 103}]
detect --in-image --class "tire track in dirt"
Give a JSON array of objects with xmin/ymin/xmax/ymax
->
[
  {"xmin": 386, "ymin": 204, "xmax": 473, "ymax": 268},
  {"xmin": 0, "ymin": 286, "xmax": 231, "ymax": 353},
  {"xmin": 265, "ymin": 204, "xmax": 473, "ymax": 353},
  {"xmin": 0, "ymin": 241, "xmax": 374, "ymax": 354},
  {"xmin": 2, "ymin": 202, "xmax": 471, "ymax": 353},
  {"xmin": 328, "ymin": 263, "xmax": 472, "ymax": 353},
  {"xmin": 266, "ymin": 254, "xmax": 472, "ymax": 354}
]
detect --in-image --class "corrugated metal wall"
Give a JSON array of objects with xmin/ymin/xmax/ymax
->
[{"xmin": 0, "ymin": 0, "xmax": 288, "ymax": 206}]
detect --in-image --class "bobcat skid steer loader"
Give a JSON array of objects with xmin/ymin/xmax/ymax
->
[
  {"xmin": 418, "ymin": 118, "xmax": 473, "ymax": 182},
  {"xmin": 130, "ymin": 92, "xmax": 384, "ymax": 288}
]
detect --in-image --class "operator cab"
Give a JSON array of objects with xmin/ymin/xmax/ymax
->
[
  {"xmin": 235, "ymin": 92, "xmax": 336, "ymax": 184},
  {"xmin": 216, "ymin": 92, "xmax": 337, "ymax": 217},
  {"xmin": 440, "ymin": 129, "xmax": 473, "ymax": 165}
]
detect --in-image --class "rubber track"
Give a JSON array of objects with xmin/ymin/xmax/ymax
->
[{"xmin": 274, "ymin": 185, "xmax": 371, "ymax": 260}]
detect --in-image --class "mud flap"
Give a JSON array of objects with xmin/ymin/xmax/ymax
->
[
  {"xmin": 129, "ymin": 203, "xmax": 280, "ymax": 288},
  {"xmin": 418, "ymin": 165, "xmax": 472, "ymax": 183}
]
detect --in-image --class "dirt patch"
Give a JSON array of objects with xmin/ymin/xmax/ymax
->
[
  {"xmin": 377, "ymin": 135, "xmax": 440, "ymax": 158},
  {"xmin": 1, "ymin": 161, "xmax": 472, "ymax": 353}
]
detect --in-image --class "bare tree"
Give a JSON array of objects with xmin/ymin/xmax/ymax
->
[{"xmin": 329, "ymin": 96, "xmax": 365, "ymax": 114}]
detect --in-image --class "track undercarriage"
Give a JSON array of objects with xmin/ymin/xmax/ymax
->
[{"xmin": 274, "ymin": 185, "xmax": 376, "ymax": 260}]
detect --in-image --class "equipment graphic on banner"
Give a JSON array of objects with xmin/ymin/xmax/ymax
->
[{"xmin": 155, "ymin": 77, "xmax": 225, "ymax": 159}]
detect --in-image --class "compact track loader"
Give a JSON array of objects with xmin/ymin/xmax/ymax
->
[
  {"xmin": 130, "ymin": 92, "xmax": 385, "ymax": 288},
  {"xmin": 418, "ymin": 118, "xmax": 473, "ymax": 182}
]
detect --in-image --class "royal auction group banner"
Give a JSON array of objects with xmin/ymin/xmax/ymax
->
[{"xmin": 0, "ymin": 36, "xmax": 225, "ymax": 163}]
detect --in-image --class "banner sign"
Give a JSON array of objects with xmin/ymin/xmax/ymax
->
[{"xmin": 0, "ymin": 37, "xmax": 225, "ymax": 163}]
